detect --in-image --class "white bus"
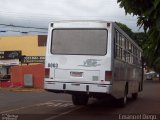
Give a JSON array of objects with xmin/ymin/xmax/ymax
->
[{"xmin": 44, "ymin": 21, "xmax": 143, "ymax": 107}]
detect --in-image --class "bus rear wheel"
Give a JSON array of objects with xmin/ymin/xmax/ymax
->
[{"xmin": 72, "ymin": 94, "xmax": 89, "ymax": 105}]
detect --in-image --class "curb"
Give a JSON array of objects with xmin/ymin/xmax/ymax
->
[{"xmin": 0, "ymin": 87, "xmax": 44, "ymax": 92}]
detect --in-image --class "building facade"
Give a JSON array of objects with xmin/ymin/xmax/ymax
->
[{"xmin": 0, "ymin": 35, "xmax": 47, "ymax": 76}]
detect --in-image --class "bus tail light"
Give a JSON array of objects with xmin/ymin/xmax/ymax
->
[
  {"xmin": 105, "ymin": 71, "xmax": 112, "ymax": 81},
  {"xmin": 45, "ymin": 68, "xmax": 50, "ymax": 78}
]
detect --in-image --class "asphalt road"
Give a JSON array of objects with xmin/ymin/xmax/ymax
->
[{"xmin": 0, "ymin": 80, "xmax": 160, "ymax": 120}]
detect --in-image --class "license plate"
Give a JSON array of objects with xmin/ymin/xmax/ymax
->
[{"xmin": 70, "ymin": 72, "xmax": 83, "ymax": 77}]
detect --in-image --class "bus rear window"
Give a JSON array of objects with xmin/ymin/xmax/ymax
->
[{"xmin": 51, "ymin": 29, "xmax": 107, "ymax": 55}]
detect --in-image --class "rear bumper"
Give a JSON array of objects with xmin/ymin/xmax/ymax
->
[{"xmin": 44, "ymin": 81, "xmax": 112, "ymax": 94}]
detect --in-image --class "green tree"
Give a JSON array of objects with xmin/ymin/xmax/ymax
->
[
  {"xmin": 133, "ymin": 32, "xmax": 147, "ymax": 48},
  {"xmin": 117, "ymin": 0, "xmax": 160, "ymax": 76},
  {"xmin": 116, "ymin": 22, "xmax": 134, "ymax": 39},
  {"xmin": 116, "ymin": 22, "xmax": 147, "ymax": 47}
]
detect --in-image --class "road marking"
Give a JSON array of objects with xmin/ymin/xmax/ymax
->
[
  {"xmin": 44, "ymin": 106, "xmax": 83, "ymax": 120},
  {"xmin": 0, "ymin": 98, "xmax": 83, "ymax": 120},
  {"xmin": 53, "ymin": 103, "xmax": 62, "ymax": 107},
  {"xmin": 61, "ymin": 103, "xmax": 72, "ymax": 107},
  {"xmin": 0, "ymin": 100, "xmax": 72, "ymax": 114},
  {"xmin": 35, "ymin": 101, "xmax": 72, "ymax": 107}
]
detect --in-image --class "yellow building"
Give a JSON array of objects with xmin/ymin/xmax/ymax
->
[
  {"xmin": 0, "ymin": 35, "xmax": 47, "ymax": 75},
  {"xmin": 0, "ymin": 35, "xmax": 46, "ymax": 56}
]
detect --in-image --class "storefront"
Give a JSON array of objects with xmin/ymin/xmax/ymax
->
[
  {"xmin": 0, "ymin": 51, "xmax": 21, "ymax": 77},
  {"xmin": 0, "ymin": 35, "xmax": 46, "ymax": 87}
]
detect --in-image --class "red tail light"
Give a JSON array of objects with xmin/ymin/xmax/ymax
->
[
  {"xmin": 45, "ymin": 68, "xmax": 50, "ymax": 78},
  {"xmin": 105, "ymin": 71, "xmax": 112, "ymax": 81}
]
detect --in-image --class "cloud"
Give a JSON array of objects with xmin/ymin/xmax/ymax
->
[{"xmin": 0, "ymin": 0, "xmax": 141, "ymax": 33}]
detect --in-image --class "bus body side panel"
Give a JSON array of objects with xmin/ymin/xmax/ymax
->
[
  {"xmin": 111, "ymin": 23, "xmax": 143, "ymax": 99},
  {"xmin": 109, "ymin": 25, "xmax": 126, "ymax": 99},
  {"xmin": 112, "ymin": 60, "xmax": 127, "ymax": 98},
  {"xmin": 112, "ymin": 60, "xmax": 141, "ymax": 99},
  {"xmin": 126, "ymin": 64, "xmax": 142, "ymax": 94}
]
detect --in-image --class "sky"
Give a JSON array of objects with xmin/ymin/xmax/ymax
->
[{"xmin": 0, "ymin": 0, "xmax": 142, "ymax": 36}]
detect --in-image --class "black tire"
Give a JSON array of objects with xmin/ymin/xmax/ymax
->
[
  {"xmin": 72, "ymin": 94, "xmax": 89, "ymax": 105},
  {"xmin": 132, "ymin": 93, "xmax": 138, "ymax": 100}
]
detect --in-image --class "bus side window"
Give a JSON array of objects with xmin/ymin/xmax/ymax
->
[
  {"xmin": 122, "ymin": 36, "xmax": 125, "ymax": 61},
  {"xmin": 115, "ymin": 30, "xmax": 120, "ymax": 58},
  {"xmin": 114, "ymin": 30, "xmax": 117, "ymax": 58}
]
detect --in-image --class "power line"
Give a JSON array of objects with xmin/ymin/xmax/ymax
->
[
  {"xmin": 0, "ymin": 29, "xmax": 47, "ymax": 34},
  {"xmin": 0, "ymin": 23, "xmax": 48, "ymax": 30}
]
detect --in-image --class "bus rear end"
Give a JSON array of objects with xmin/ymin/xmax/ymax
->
[{"xmin": 44, "ymin": 21, "xmax": 113, "ymax": 105}]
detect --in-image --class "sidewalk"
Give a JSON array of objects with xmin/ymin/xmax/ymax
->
[{"xmin": 0, "ymin": 87, "xmax": 44, "ymax": 92}]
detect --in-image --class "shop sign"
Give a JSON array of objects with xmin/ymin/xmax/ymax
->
[
  {"xmin": 0, "ymin": 59, "xmax": 20, "ymax": 65},
  {"xmin": 0, "ymin": 51, "xmax": 22, "ymax": 59},
  {"xmin": 23, "ymin": 56, "xmax": 45, "ymax": 63}
]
